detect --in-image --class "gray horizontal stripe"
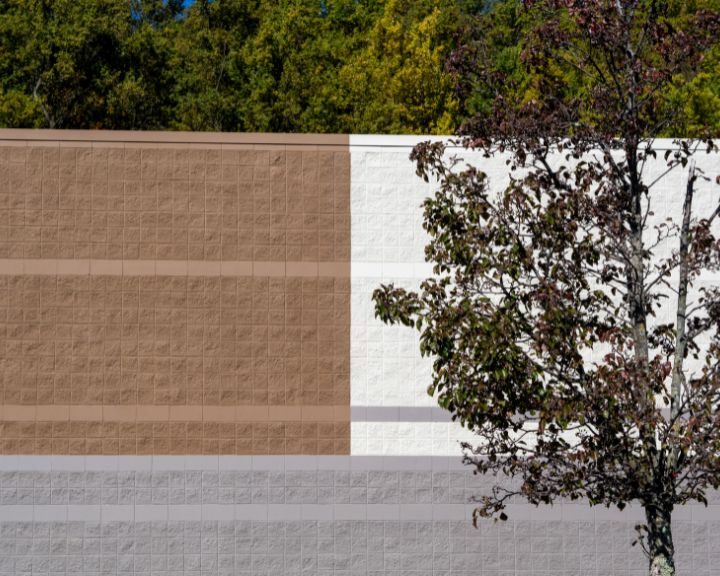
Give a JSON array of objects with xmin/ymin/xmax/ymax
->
[
  {"xmin": 351, "ymin": 406, "xmax": 676, "ymax": 423},
  {"xmin": 0, "ymin": 504, "xmax": 475, "ymax": 522},
  {"xmin": 0, "ymin": 503, "xmax": 673, "ymax": 523},
  {"xmin": 351, "ymin": 406, "xmax": 452, "ymax": 422},
  {"xmin": 0, "ymin": 456, "xmax": 469, "ymax": 472}
]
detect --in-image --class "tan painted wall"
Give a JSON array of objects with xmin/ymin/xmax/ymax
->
[{"xmin": 0, "ymin": 130, "xmax": 351, "ymax": 454}]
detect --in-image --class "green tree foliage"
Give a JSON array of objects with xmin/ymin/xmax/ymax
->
[
  {"xmin": 454, "ymin": 0, "xmax": 720, "ymax": 137},
  {"xmin": 238, "ymin": 0, "xmax": 381, "ymax": 132},
  {"xmin": 0, "ymin": 0, "xmax": 464, "ymax": 133},
  {"xmin": 662, "ymin": 0, "xmax": 720, "ymax": 136},
  {"xmin": 1, "ymin": 0, "xmax": 720, "ymax": 134},
  {"xmin": 169, "ymin": 0, "xmax": 261, "ymax": 131},
  {"xmin": 0, "ymin": 0, "xmax": 179, "ymax": 129},
  {"xmin": 338, "ymin": 0, "xmax": 459, "ymax": 134}
]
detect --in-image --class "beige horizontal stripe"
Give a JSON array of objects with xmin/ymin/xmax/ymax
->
[
  {"xmin": 0, "ymin": 405, "xmax": 349, "ymax": 422},
  {"xmin": 0, "ymin": 129, "xmax": 348, "ymax": 146},
  {"xmin": 0, "ymin": 259, "xmax": 350, "ymax": 277}
]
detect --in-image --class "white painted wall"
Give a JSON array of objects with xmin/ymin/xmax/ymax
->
[{"xmin": 349, "ymin": 135, "xmax": 720, "ymax": 455}]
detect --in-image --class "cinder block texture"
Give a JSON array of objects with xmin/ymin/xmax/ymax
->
[
  {"xmin": 0, "ymin": 144, "xmax": 350, "ymax": 262},
  {"xmin": 0, "ymin": 275, "xmax": 349, "ymax": 407},
  {"xmin": 349, "ymin": 137, "xmax": 720, "ymax": 455},
  {"xmin": 2, "ymin": 132, "xmax": 719, "ymax": 575},
  {"xmin": 0, "ymin": 461, "xmax": 716, "ymax": 574},
  {"xmin": 0, "ymin": 519, "xmax": 708, "ymax": 576},
  {"xmin": 0, "ymin": 420, "xmax": 350, "ymax": 455},
  {"xmin": 350, "ymin": 143, "xmax": 493, "ymax": 456},
  {"xmin": 0, "ymin": 133, "xmax": 351, "ymax": 455}
]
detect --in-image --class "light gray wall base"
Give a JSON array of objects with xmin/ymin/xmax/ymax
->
[
  {"xmin": 0, "ymin": 520, "xmax": 639, "ymax": 576},
  {"xmin": 0, "ymin": 457, "xmax": 719, "ymax": 574},
  {"xmin": 0, "ymin": 519, "xmax": 715, "ymax": 576}
]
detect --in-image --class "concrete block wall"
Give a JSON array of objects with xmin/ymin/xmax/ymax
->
[
  {"xmin": 0, "ymin": 129, "xmax": 717, "ymax": 575},
  {"xmin": 0, "ymin": 131, "xmax": 352, "ymax": 457}
]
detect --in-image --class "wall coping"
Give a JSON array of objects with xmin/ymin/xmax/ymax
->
[
  {"xmin": 0, "ymin": 129, "xmax": 701, "ymax": 152},
  {"xmin": 350, "ymin": 134, "xmax": 699, "ymax": 150},
  {"xmin": 0, "ymin": 129, "xmax": 348, "ymax": 146}
]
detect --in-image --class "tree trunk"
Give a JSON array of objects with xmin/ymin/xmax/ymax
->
[{"xmin": 646, "ymin": 504, "xmax": 675, "ymax": 576}]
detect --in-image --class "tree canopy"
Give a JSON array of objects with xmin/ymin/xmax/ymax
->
[
  {"xmin": 0, "ymin": 0, "xmax": 463, "ymax": 133},
  {"xmin": 2, "ymin": 0, "xmax": 720, "ymax": 135}
]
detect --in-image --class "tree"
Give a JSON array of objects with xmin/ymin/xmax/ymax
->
[
  {"xmin": 238, "ymin": 0, "xmax": 375, "ymax": 133},
  {"xmin": 373, "ymin": 2, "xmax": 720, "ymax": 575},
  {"xmin": 456, "ymin": 0, "xmax": 720, "ymax": 136},
  {"xmin": 450, "ymin": 0, "xmax": 540, "ymax": 124},
  {"xmin": 0, "ymin": 0, "xmax": 125, "ymax": 128},
  {"xmin": 662, "ymin": 1, "xmax": 720, "ymax": 137},
  {"xmin": 169, "ymin": 0, "xmax": 261, "ymax": 132},
  {"xmin": 0, "ymin": 0, "xmax": 468, "ymax": 133},
  {"xmin": 338, "ymin": 0, "xmax": 460, "ymax": 134},
  {"xmin": 0, "ymin": 0, "xmax": 179, "ymax": 129},
  {"xmin": 104, "ymin": 2, "xmax": 180, "ymax": 130}
]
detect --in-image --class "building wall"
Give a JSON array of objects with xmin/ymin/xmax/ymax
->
[
  {"xmin": 0, "ymin": 130, "xmax": 717, "ymax": 575},
  {"xmin": 0, "ymin": 131, "xmax": 351, "ymax": 456}
]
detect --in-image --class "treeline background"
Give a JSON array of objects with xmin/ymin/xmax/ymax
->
[{"xmin": 1, "ymin": 0, "xmax": 718, "ymax": 134}]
